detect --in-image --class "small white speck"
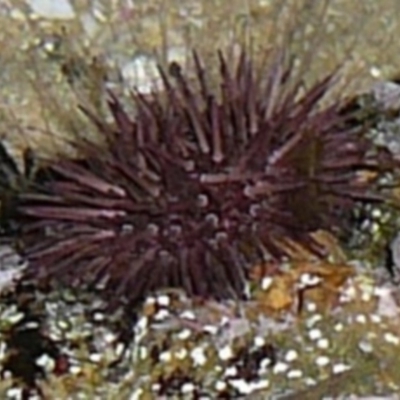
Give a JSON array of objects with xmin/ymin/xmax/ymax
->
[
  {"xmin": 261, "ymin": 276, "xmax": 273, "ymax": 290},
  {"xmin": 340, "ymin": 285, "xmax": 356, "ymax": 302},
  {"xmin": 332, "ymin": 363, "xmax": 351, "ymax": 374},
  {"xmin": 273, "ymin": 361, "xmax": 289, "ymax": 374},
  {"xmin": 229, "ymin": 379, "xmax": 252, "ymax": 394},
  {"xmin": 57, "ymin": 320, "xmax": 70, "ymax": 330},
  {"xmin": 157, "ymin": 294, "xmax": 171, "ymax": 307},
  {"xmin": 6, "ymin": 388, "xmax": 23, "ymax": 399},
  {"xmin": 181, "ymin": 310, "xmax": 196, "ymax": 320},
  {"xmin": 334, "ymin": 323, "xmax": 344, "ymax": 332},
  {"xmin": 358, "ymin": 340, "xmax": 373, "ymax": 353},
  {"xmin": 260, "ymin": 358, "xmax": 272, "ymax": 371},
  {"xmin": 93, "ymin": 312, "xmax": 105, "ymax": 321},
  {"xmin": 136, "ymin": 316, "xmax": 148, "ymax": 331},
  {"xmin": 24, "ymin": 321, "xmax": 39, "ymax": 329},
  {"xmin": 355, "ymin": 314, "xmax": 367, "ymax": 324},
  {"xmin": 220, "ymin": 316, "xmax": 230, "ymax": 326},
  {"xmin": 361, "ymin": 291, "xmax": 372, "ymax": 302},
  {"xmin": 218, "ymin": 345, "xmax": 234, "ymax": 361},
  {"xmin": 304, "ymin": 377, "xmax": 317, "ymax": 386},
  {"xmin": 203, "ymin": 325, "xmax": 218, "ymax": 335},
  {"xmin": 153, "ymin": 309, "xmax": 170, "ymax": 321},
  {"xmin": 139, "ymin": 346, "xmax": 148, "ymax": 360},
  {"xmin": 191, "ymin": 347, "xmax": 207, "ymax": 366},
  {"xmin": 28, "ymin": 394, "xmax": 40, "ymax": 400},
  {"xmin": 115, "ymin": 342, "xmax": 125, "ymax": 358},
  {"xmin": 151, "ymin": 383, "xmax": 161, "ymax": 391},
  {"xmin": 159, "ymin": 351, "xmax": 172, "ymax": 362},
  {"xmin": 371, "ymin": 208, "xmax": 382, "ymax": 218},
  {"xmin": 145, "ymin": 296, "xmax": 156, "ymax": 305},
  {"xmin": 243, "ymin": 282, "xmax": 252, "ymax": 297},
  {"xmin": 299, "ymin": 273, "xmax": 321, "ymax": 288},
  {"xmin": 287, "ymin": 369, "xmax": 303, "ymax": 379},
  {"xmin": 370, "ymin": 314, "xmax": 382, "ymax": 324},
  {"xmin": 175, "ymin": 348, "xmax": 188, "ymax": 360},
  {"xmin": 370, "ymin": 66, "xmax": 381, "ymax": 78},
  {"xmin": 215, "ymin": 380, "xmax": 227, "ymax": 391},
  {"xmin": 2, "ymin": 370, "xmax": 12, "ymax": 379},
  {"xmin": 308, "ymin": 328, "xmax": 322, "ymax": 341},
  {"xmin": 254, "ymin": 336, "xmax": 266, "ymax": 347},
  {"xmin": 0, "ymin": 342, "xmax": 6, "ymax": 361},
  {"xmin": 316, "ymin": 338, "xmax": 329, "ymax": 349},
  {"xmin": 229, "ymin": 379, "xmax": 268, "ymax": 394},
  {"xmin": 177, "ymin": 329, "xmax": 192, "ymax": 340},
  {"xmin": 250, "ymin": 380, "xmax": 269, "ymax": 390},
  {"xmin": 181, "ymin": 382, "xmax": 195, "ymax": 393},
  {"xmin": 224, "ymin": 366, "xmax": 238, "ymax": 377},
  {"xmin": 8, "ymin": 312, "xmax": 24, "ymax": 324},
  {"xmin": 89, "ymin": 353, "xmax": 102, "ymax": 363},
  {"xmin": 35, "ymin": 354, "xmax": 55, "ymax": 371},
  {"xmin": 306, "ymin": 314, "xmax": 322, "ymax": 328},
  {"xmin": 70, "ymin": 365, "xmax": 82, "ymax": 375},
  {"xmin": 306, "ymin": 302, "xmax": 317, "ymax": 312},
  {"xmin": 197, "ymin": 193, "xmax": 209, "ymax": 207},
  {"xmin": 384, "ymin": 332, "xmax": 400, "ymax": 345},
  {"xmin": 315, "ymin": 356, "xmax": 330, "ymax": 367},
  {"xmin": 104, "ymin": 332, "xmax": 116, "ymax": 344},
  {"xmin": 129, "ymin": 388, "xmax": 144, "ymax": 400},
  {"xmin": 284, "ymin": 349, "xmax": 298, "ymax": 362}
]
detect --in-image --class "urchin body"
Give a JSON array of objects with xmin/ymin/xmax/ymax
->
[{"xmin": 16, "ymin": 50, "xmax": 395, "ymax": 310}]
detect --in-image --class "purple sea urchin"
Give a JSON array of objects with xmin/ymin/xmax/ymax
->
[{"xmin": 15, "ymin": 50, "xmax": 397, "ymax": 311}]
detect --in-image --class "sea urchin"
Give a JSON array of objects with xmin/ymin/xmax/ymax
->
[{"xmin": 15, "ymin": 50, "xmax": 396, "ymax": 311}]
